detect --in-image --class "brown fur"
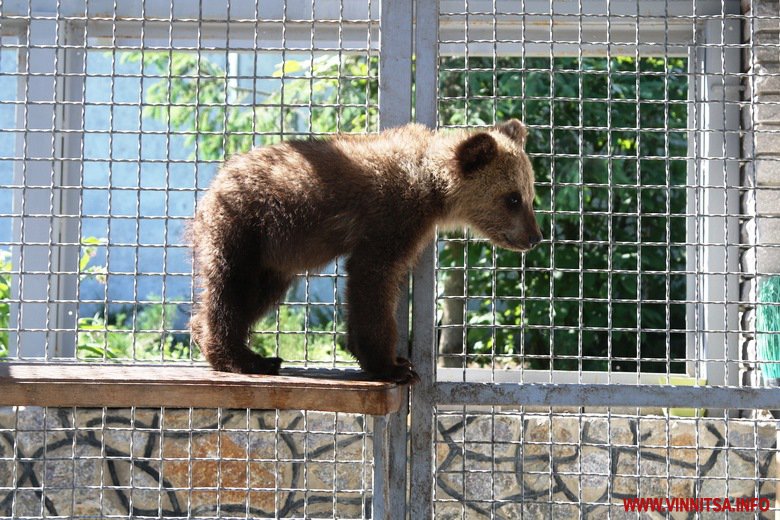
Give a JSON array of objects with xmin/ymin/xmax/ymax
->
[{"xmin": 190, "ymin": 119, "xmax": 542, "ymax": 383}]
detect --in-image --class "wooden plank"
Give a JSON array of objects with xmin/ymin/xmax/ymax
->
[{"xmin": 0, "ymin": 363, "xmax": 406, "ymax": 415}]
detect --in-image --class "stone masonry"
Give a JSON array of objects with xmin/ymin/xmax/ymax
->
[
  {"xmin": 742, "ymin": 0, "xmax": 780, "ymax": 389},
  {"xmin": 1, "ymin": 407, "xmax": 778, "ymax": 519}
]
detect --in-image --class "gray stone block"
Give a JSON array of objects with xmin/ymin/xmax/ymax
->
[
  {"xmin": 756, "ymin": 186, "xmax": 780, "ymax": 214},
  {"xmin": 757, "ymin": 215, "xmax": 780, "ymax": 243},
  {"xmin": 756, "ymin": 100, "xmax": 780, "ymax": 123},
  {"xmin": 755, "ymin": 130, "xmax": 780, "ymax": 155},
  {"xmin": 754, "ymin": 16, "xmax": 780, "ymax": 36},
  {"xmin": 756, "ymin": 214, "xmax": 780, "ymax": 274},
  {"xmin": 756, "ymin": 70, "xmax": 780, "ymax": 96},
  {"xmin": 757, "ymin": 246, "xmax": 780, "ymax": 274},
  {"xmin": 751, "ymin": 0, "xmax": 779, "ymax": 17},
  {"xmin": 756, "ymin": 46, "xmax": 780, "ymax": 66},
  {"xmin": 757, "ymin": 92, "xmax": 780, "ymax": 105},
  {"xmin": 754, "ymin": 30, "xmax": 780, "ymax": 47},
  {"xmin": 756, "ymin": 159, "xmax": 780, "ymax": 185}
]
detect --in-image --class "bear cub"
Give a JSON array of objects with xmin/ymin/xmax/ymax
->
[{"xmin": 190, "ymin": 119, "xmax": 542, "ymax": 383}]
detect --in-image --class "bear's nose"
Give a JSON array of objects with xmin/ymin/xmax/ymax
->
[{"xmin": 529, "ymin": 234, "xmax": 542, "ymax": 248}]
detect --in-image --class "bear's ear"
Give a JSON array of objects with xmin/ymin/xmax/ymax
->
[
  {"xmin": 455, "ymin": 132, "xmax": 498, "ymax": 176},
  {"xmin": 496, "ymin": 119, "xmax": 527, "ymax": 148}
]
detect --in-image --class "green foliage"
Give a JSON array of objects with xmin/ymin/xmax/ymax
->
[
  {"xmin": 80, "ymin": 236, "xmax": 108, "ymax": 284},
  {"xmin": 122, "ymin": 51, "xmax": 688, "ymax": 372},
  {"xmin": 250, "ymin": 305, "xmax": 351, "ymax": 365},
  {"xmin": 0, "ymin": 239, "xmax": 111, "ymax": 360},
  {"xmin": 77, "ymin": 300, "xmax": 191, "ymax": 361},
  {"xmin": 123, "ymin": 52, "xmax": 378, "ymax": 161},
  {"xmin": 77, "ymin": 300, "xmax": 351, "ymax": 364},
  {"xmin": 76, "ymin": 236, "xmax": 191, "ymax": 362},
  {"xmin": 124, "ymin": 51, "xmax": 372, "ymax": 362},
  {"xmin": 757, "ymin": 276, "xmax": 780, "ymax": 381},
  {"xmin": 0, "ymin": 250, "xmax": 10, "ymax": 358},
  {"xmin": 438, "ymin": 56, "xmax": 689, "ymax": 371},
  {"xmin": 0, "ymin": 52, "xmax": 693, "ymax": 373}
]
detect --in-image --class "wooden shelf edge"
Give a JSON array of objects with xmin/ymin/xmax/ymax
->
[{"xmin": 0, "ymin": 363, "xmax": 407, "ymax": 415}]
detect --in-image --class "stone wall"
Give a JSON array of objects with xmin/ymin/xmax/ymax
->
[
  {"xmin": 0, "ymin": 407, "xmax": 373, "ymax": 519},
  {"xmin": 1, "ymin": 407, "xmax": 778, "ymax": 519},
  {"xmin": 742, "ymin": 0, "xmax": 780, "ymax": 388}
]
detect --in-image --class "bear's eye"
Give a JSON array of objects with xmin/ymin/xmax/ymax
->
[{"xmin": 504, "ymin": 192, "xmax": 522, "ymax": 210}]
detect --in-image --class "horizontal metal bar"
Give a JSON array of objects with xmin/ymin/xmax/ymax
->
[{"xmin": 435, "ymin": 382, "xmax": 780, "ymax": 409}]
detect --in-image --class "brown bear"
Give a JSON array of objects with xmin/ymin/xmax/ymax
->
[{"xmin": 190, "ymin": 119, "xmax": 542, "ymax": 383}]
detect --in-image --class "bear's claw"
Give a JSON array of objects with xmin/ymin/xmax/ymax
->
[
  {"xmin": 373, "ymin": 361, "xmax": 420, "ymax": 385},
  {"xmin": 212, "ymin": 353, "xmax": 283, "ymax": 375}
]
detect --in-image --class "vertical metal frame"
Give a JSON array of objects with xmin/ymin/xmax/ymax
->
[
  {"xmin": 697, "ymin": 2, "xmax": 743, "ymax": 390},
  {"xmin": 408, "ymin": 1, "xmax": 761, "ymax": 516},
  {"xmin": 409, "ymin": 1, "xmax": 439, "ymax": 518},
  {"xmin": 10, "ymin": 12, "xmax": 82, "ymax": 359},
  {"xmin": 373, "ymin": 0, "xmax": 414, "ymax": 517},
  {"xmin": 53, "ymin": 19, "xmax": 85, "ymax": 358},
  {"xmin": 687, "ymin": 1, "xmax": 744, "ymax": 390}
]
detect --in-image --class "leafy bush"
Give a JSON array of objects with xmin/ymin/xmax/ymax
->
[
  {"xmin": 0, "ymin": 52, "xmax": 689, "ymax": 372},
  {"xmin": 250, "ymin": 305, "xmax": 352, "ymax": 365},
  {"xmin": 0, "ymin": 250, "xmax": 10, "ymax": 358},
  {"xmin": 121, "ymin": 52, "xmax": 378, "ymax": 160},
  {"xmin": 438, "ymin": 56, "xmax": 688, "ymax": 372},
  {"xmin": 76, "ymin": 299, "xmax": 354, "ymax": 365},
  {"xmin": 77, "ymin": 300, "xmax": 192, "ymax": 361}
]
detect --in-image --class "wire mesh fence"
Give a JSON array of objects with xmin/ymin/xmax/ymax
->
[
  {"xmin": 432, "ymin": 0, "xmax": 774, "ymax": 391},
  {"xmin": 1, "ymin": 1, "xmax": 380, "ymax": 518},
  {"xmin": 410, "ymin": 0, "xmax": 780, "ymax": 517},
  {"xmin": 432, "ymin": 406, "xmax": 778, "ymax": 518},
  {"xmin": 0, "ymin": 406, "xmax": 374, "ymax": 518},
  {"xmin": 1, "ymin": 0, "xmax": 779, "ymax": 518},
  {"xmin": 0, "ymin": 0, "xmax": 379, "ymax": 366}
]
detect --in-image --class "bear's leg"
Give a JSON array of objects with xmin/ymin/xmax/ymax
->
[
  {"xmin": 192, "ymin": 269, "xmax": 291, "ymax": 375},
  {"xmin": 345, "ymin": 253, "xmax": 420, "ymax": 384}
]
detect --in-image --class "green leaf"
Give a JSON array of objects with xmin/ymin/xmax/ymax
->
[{"xmin": 273, "ymin": 60, "xmax": 303, "ymax": 77}]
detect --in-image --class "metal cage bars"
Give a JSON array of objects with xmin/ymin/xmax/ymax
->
[
  {"xmin": 0, "ymin": 1, "xmax": 388, "ymax": 518},
  {"xmin": 408, "ymin": 0, "xmax": 780, "ymax": 517},
  {"xmin": 0, "ymin": 0, "xmax": 383, "ymax": 366},
  {"xmin": 1, "ymin": 0, "xmax": 779, "ymax": 517}
]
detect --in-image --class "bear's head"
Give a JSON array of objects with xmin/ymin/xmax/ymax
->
[{"xmin": 450, "ymin": 119, "xmax": 543, "ymax": 252}]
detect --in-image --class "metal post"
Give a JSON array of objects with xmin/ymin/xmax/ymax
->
[
  {"xmin": 698, "ymin": 3, "xmax": 742, "ymax": 395},
  {"xmin": 409, "ymin": 0, "xmax": 439, "ymax": 518},
  {"xmin": 52, "ymin": 20, "xmax": 85, "ymax": 358},
  {"xmin": 9, "ymin": 15, "xmax": 82, "ymax": 360},
  {"xmin": 372, "ymin": 415, "xmax": 390, "ymax": 519},
  {"xmin": 375, "ymin": 0, "xmax": 414, "ymax": 517}
]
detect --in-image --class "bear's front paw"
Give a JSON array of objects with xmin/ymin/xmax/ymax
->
[
  {"xmin": 396, "ymin": 357, "xmax": 413, "ymax": 369},
  {"xmin": 210, "ymin": 352, "xmax": 283, "ymax": 375},
  {"xmin": 244, "ymin": 355, "xmax": 283, "ymax": 375},
  {"xmin": 374, "ymin": 362, "xmax": 420, "ymax": 385}
]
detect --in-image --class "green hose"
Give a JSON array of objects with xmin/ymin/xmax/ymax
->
[{"xmin": 757, "ymin": 276, "xmax": 780, "ymax": 386}]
